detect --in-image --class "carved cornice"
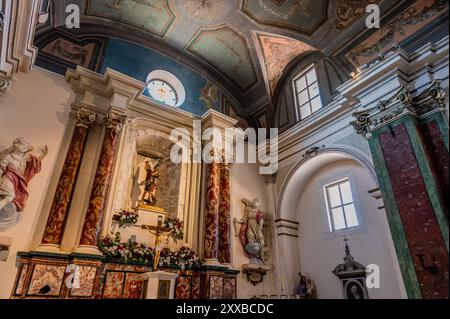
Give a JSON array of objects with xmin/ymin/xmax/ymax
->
[
  {"xmin": 75, "ymin": 108, "xmax": 97, "ymax": 128},
  {"xmin": 351, "ymin": 81, "xmax": 446, "ymax": 138},
  {"xmin": 105, "ymin": 111, "xmax": 127, "ymax": 130}
]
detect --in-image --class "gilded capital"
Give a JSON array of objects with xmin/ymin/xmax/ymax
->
[
  {"xmin": 75, "ymin": 108, "xmax": 97, "ymax": 128},
  {"xmin": 105, "ymin": 111, "xmax": 127, "ymax": 130}
]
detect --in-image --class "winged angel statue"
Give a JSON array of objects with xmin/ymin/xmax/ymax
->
[
  {"xmin": 239, "ymin": 198, "xmax": 270, "ymax": 263},
  {"xmin": 0, "ymin": 138, "xmax": 47, "ymax": 230}
]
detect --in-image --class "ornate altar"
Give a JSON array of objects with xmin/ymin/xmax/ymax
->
[{"xmin": 11, "ymin": 251, "xmax": 239, "ymax": 299}]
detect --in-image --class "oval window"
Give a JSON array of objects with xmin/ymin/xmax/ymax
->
[{"xmin": 146, "ymin": 70, "xmax": 186, "ymax": 107}]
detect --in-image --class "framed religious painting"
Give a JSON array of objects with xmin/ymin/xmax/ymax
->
[{"xmin": 157, "ymin": 280, "xmax": 171, "ymax": 299}]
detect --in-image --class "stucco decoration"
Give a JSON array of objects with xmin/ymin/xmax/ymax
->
[
  {"xmin": 0, "ymin": 74, "xmax": 15, "ymax": 96},
  {"xmin": 0, "ymin": 138, "xmax": 48, "ymax": 230},
  {"xmin": 347, "ymin": 0, "xmax": 448, "ymax": 67},
  {"xmin": 86, "ymin": 0, "xmax": 176, "ymax": 37},
  {"xmin": 256, "ymin": 33, "xmax": 316, "ymax": 94},
  {"xmin": 187, "ymin": 26, "xmax": 257, "ymax": 91},
  {"xmin": 335, "ymin": 0, "xmax": 379, "ymax": 29}
]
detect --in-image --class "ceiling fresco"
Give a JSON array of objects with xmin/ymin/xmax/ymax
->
[
  {"xmin": 255, "ymin": 32, "xmax": 316, "ymax": 94},
  {"xmin": 187, "ymin": 26, "xmax": 257, "ymax": 91},
  {"xmin": 174, "ymin": 0, "xmax": 233, "ymax": 25},
  {"xmin": 241, "ymin": 0, "xmax": 328, "ymax": 35},
  {"xmin": 34, "ymin": 0, "xmax": 440, "ymax": 121},
  {"xmin": 86, "ymin": 0, "xmax": 176, "ymax": 37}
]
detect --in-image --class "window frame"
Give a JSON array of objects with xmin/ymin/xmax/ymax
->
[
  {"xmin": 324, "ymin": 178, "xmax": 358, "ymax": 231},
  {"xmin": 319, "ymin": 170, "xmax": 365, "ymax": 239},
  {"xmin": 292, "ymin": 63, "xmax": 323, "ymax": 121}
]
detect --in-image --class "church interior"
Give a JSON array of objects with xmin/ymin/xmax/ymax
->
[{"xmin": 0, "ymin": 0, "xmax": 448, "ymax": 300}]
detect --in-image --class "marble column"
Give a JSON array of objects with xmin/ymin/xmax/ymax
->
[
  {"xmin": 218, "ymin": 162, "xmax": 231, "ymax": 264},
  {"xmin": 78, "ymin": 111, "xmax": 126, "ymax": 249},
  {"xmin": 352, "ymin": 82, "xmax": 449, "ymax": 299},
  {"xmin": 41, "ymin": 109, "xmax": 96, "ymax": 246},
  {"xmin": 203, "ymin": 160, "xmax": 221, "ymax": 265}
]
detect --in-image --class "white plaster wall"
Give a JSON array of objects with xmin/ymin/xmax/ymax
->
[
  {"xmin": 230, "ymin": 162, "xmax": 277, "ymax": 299},
  {"xmin": 0, "ymin": 68, "xmax": 73, "ymax": 299},
  {"xmin": 296, "ymin": 160, "xmax": 405, "ymax": 299}
]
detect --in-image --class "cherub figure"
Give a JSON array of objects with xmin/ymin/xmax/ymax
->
[{"xmin": 0, "ymin": 137, "xmax": 48, "ymax": 229}]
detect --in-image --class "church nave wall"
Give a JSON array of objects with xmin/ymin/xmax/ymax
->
[
  {"xmin": 0, "ymin": 68, "xmax": 75, "ymax": 298},
  {"xmin": 294, "ymin": 160, "xmax": 405, "ymax": 299}
]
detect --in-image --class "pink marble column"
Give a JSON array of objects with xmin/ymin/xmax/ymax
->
[
  {"xmin": 41, "ymin": 109, "xmax": 96, "ymax": 245},
  {"xmin": 78, "ymin": 111, "xmax": 126, "ymax": 247},
  {"xmin": 204, "ymin": 160, "xmax": 221, "ymax": 263},
  {"xmin": 218, "ymin": 162, "xmax": 231, "ymax": 264}
]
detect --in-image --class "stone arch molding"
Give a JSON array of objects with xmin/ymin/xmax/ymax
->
[{"xmin": 276, "ymin": 145, "xmax": 378, "ymax": 222}]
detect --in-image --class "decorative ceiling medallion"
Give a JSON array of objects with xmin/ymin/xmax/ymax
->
[
  {"xmin": 174, "ymin": 0, "xmax": 232, "ymax": 24},
  {"xmin": 86, "ymin": 0, "xmax": 176, "ymax": 38},
  {"xmin": 241, "ymin": 0, "xmax": 328, "ymax": 35},
  {"xmin": 256, "ymin": 33, "xmax": 316, "ymax": 94},
  {"xmin": 186, "ymin": 26, "xmax": 257, "ymax": 92}
]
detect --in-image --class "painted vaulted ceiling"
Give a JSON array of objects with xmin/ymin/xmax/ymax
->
[{"xmin": 34, "ymin": 0, "xmax": 448, "ymax": 120}]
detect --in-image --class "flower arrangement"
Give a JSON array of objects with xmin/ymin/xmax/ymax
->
[
  {"xmin": 164, "ymin": 217, "xmax": 184, "ymax": 242},
  {"xmin": 159, "ymin": 246, "xmax": 200, "ymax": 270},
  {"xmin": 112, "ymin": 209, "xmax": 139, "ymax": 228},
  {"xmin": 98, "ymin": 233, "xmax": 200, "ymax": 269}
]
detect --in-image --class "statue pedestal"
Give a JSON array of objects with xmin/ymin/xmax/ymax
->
[
  {"xmin": 242, "ymin": 264, "xmax": 272, "ymax": 286},
  {"xmin": 141, "ymin": 271, "xmax": 178, "ymax": 299}
]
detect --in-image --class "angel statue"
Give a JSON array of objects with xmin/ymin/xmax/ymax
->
[
  {"xmin": 239, "ymin": 198, "xmax": 269, "ymax": 263},
  {"xmin": 0, "ymin": 137, "xmax": 48, "ymax": 230}
]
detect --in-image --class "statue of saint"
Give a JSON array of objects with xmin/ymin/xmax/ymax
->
[
  {"xmin": 140, "ymin": 160, "xmax": 160, "ymax": 207},
  {"xmin": 296, "ymin": 273, "xmax": 307, "ymax": 298},
  {"xmin": 296, "ymin": 272, "xmax": 316, "ymax": 299},
  {"xmin": 240, "ymin": 198, "xmax": 268, "ymax": 263},
  {"xmin": 0, "ymin": 137, "xmax": 48, "ymax": 229}
]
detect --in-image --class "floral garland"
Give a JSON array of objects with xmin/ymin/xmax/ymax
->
[
  {"xmin": 98, "ymin": 233, "xmax": 200, "ymax": 269},
  {"xmin": 112, "ymin": 210, "xmax": 139, "ymax": 228},
  {"xmin": 164, "ymin": 217, "xmax": 184, "ymax": 242}
]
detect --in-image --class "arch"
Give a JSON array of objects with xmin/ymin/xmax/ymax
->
[{"xmin": 276, "ymin": 145, "xmax": 377, "ymax": 221}]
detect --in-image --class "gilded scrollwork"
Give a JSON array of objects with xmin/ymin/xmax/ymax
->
[
  {"xmin": 75, "ymin": 108, "xmax": 97, "ymax": 128},
  {"xmin": 105, "ymin": 111, "xmax": 127, "ymax": 129},
  {"xmin": 0, "ymin": 74, "xmax": 15, "ymax": 96}
]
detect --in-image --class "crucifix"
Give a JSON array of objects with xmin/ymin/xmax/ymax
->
[{"xmin": 141, "ymin": 216, "xmax": 172, "ymax": 271}]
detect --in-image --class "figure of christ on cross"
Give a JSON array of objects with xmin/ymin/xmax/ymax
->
[{"xmin": 141, "ymin": 216, "xmax": 172, "ymax": 271}]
